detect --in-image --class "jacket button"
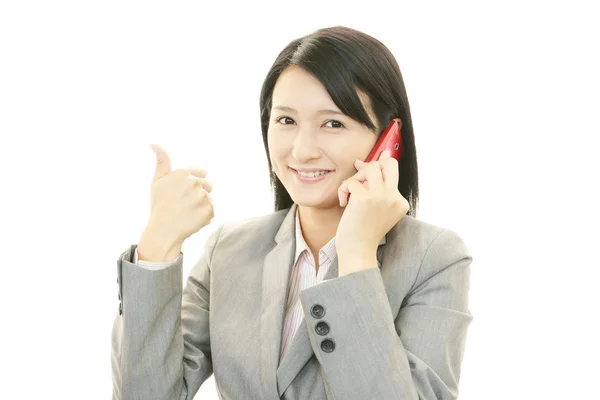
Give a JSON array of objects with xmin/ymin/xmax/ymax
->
[
  {"xmin": 310, "ymin": 304, "xmax": 325, "ymax": 319},
  {"xmin": 320, "ymin": 338, "xmax": 335, "ymax": 353},
  {"xmin": 315, "ymin": 321, "xmax": 329, "ymax": 336},
  {"xmin": 119, "ymin": 303, "xmax": 122, "ymax": 315},
  {"xmin": 118, "ymin": 292, "xmax": 121, "ymax": 301}
]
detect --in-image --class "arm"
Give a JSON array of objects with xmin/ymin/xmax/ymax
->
[
  {"xmin": 298, "ymin": 229, "xmax": 473, "ymax": 400},
  {"xmin": 111, "ymin": 224, "xmax": 224, "ymax": 400}
]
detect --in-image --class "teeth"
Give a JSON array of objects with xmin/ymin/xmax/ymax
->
[{"xmin": 297, "ymin": 170, "xmax": 330, "ymax": 178}]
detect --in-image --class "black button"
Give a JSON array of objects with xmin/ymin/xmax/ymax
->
[
  {"xmin": 118, "ymin": 292, "xmax": 121, "ymax": 301},
  {"xmin": 119, "ymin": 303, "xmax": 122, "ymax": 315},
  {"xmin": 320, "ymin": 338, "xmax": 335, "ymax": 353},
  {"xmin": 310, "ymin": 304, "xmax": 325, "ymax": 319},
  {"xmin": 315, "ymin": 321, "xmax": 329, "ymax": 336}
]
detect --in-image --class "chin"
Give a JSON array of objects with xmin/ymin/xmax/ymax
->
[{"xmin": 291, "ymin": 194, "xmax": 340, "ymax": 209}]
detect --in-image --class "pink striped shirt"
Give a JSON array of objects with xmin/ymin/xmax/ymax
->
[{"xmin": 279, "ymin": 208, "xmax": 337, "ymax": 363}]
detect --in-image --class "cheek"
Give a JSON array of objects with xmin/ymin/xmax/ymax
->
[
  {"xmin": 268, "ymin": 132, "xmax": 290, "ymax": 161},
  {"xmin": 269, "ymin": 152, "xmax": 281, "ymax": 174},
  {"xmin": 330, "ymin": 151, "xmax": 357, "ymax": 172},
  {"xmin": 267, "ymin": 130, "xmax": 278, "ymax": 158},
  {"xmin": 267, "ymin": 141, "xmax": 285, "ymax": 175}
]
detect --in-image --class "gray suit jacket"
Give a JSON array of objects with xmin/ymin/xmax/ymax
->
[{"xmin": 111, "ymin": 203, "xmax": 473, "ymax": 399}]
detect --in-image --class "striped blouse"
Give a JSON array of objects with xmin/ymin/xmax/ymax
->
[{"xmin": 279, "ymin": 209, "xmax": 337, "ymax": 363}]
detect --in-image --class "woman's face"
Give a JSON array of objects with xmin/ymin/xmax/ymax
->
[{"xmin": 267, "ymin": 65, "xmax": 380, "ymax": 209}]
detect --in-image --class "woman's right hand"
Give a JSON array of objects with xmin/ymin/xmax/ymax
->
[{"xmin": 139, "ymin": 144, "xmax": 215, "ymax": 258}]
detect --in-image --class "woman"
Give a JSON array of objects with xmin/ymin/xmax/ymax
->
[{"xmin": 112, "ymin": 26, "xmax": 473, "ymax": 400}]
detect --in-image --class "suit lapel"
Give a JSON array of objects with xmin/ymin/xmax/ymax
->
[{"xmin": 260, "ymin": 204, "xmax": 297, "ymax": 399}]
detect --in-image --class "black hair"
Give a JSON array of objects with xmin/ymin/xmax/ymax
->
[{"xmin": 259, "ymin": 25, "xmax": 419, "ymax": 217}]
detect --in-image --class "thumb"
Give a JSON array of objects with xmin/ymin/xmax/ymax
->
[{"xmin": 150, "ymin": 144, "xmax": 171, "ymax": 181}]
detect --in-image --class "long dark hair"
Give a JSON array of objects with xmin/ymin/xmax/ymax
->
[{"xmin": 259, "ymin": 26, "xmax": 419, "ymax": 217}]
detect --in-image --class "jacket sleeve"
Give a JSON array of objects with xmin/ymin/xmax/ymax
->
[
  {"xmin": 111, "ymin": 224, "xmax": 224, "ymax": 400},
  {"xmin": 134, "ymin": 247, "xmax": 183, "ymax": 271},
  {"xmin": 298, "ymin": 228, "xmax": 473, "ymax": 400}
]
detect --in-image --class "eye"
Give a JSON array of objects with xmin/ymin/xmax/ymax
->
[
  {"xmin": 275, "ymin": 116, "xmax": 295, "ymax": 125},
  {"xmin": 325, "ymin": 120, "xmax": 345, "ymax": 129}
]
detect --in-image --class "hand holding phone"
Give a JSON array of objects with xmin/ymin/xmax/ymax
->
[{"xmin": 346, "ymin": 120, "xmax": 403, "ymax": 202}]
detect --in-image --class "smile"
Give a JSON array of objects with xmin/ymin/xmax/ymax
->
[{"xmin": 290, "ymin": 168, "xmax": 333, "ymax": 182}]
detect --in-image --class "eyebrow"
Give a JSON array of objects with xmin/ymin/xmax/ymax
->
[{"xmin": 272, "ymin": 105, "xmax": 346, "ymax": 117}]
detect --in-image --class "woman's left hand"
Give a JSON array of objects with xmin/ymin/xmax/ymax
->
[{"xmin": 335, "ymin": 150, "xmax": 409, "ymax": 275}]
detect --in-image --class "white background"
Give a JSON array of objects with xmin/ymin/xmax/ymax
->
[{"xmin": 1, "ymin": 1, "xmax": 598, "ymax": 399}]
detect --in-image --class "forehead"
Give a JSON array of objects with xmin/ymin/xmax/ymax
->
[
  {"xmin": 272, "ymin": 66, "xmax": 375, "ymax": 119},
  {"xmin": 271, "ymin": 66, "xmax": 334, "ymax": 107}
]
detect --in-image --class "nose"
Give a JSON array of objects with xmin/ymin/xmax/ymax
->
[{"xmin": 291, "ymin": 127, "xmax": 321, "ymax": 161}]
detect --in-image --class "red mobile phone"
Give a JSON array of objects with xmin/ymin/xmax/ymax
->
[
  {"xmin": 365, "ymin": 119, "xmax": 403, "ymax": 163},
  {"xmin": 347, "ymin": 120, "xmax": 403, "ymax": 202}
]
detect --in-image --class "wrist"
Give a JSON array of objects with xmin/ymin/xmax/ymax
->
[
  {"xmin": 337, "ymin": 248, "xmax": 378, "ymax": 276},
  {"xmin": 337, "ymin": 244, "xmax": 377, "ymax": 261},
  {"xmin": 137, "ymin": 228, "xmax": 182, "ymax": 262}
]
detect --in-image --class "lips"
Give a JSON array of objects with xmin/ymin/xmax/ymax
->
[
  {"xmin": 290, "ymin": 168, "xmax": 333, "ymax": 173},
  {"xmin": 290, "ymin": 168, "xmax": 333, "ymax": 182}
]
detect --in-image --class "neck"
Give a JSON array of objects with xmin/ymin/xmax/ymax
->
[{"xmin": 297, "ymin": 204, "xmax": 344, "ymax": 255}]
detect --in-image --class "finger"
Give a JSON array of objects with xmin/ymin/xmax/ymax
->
[
  {"xmin": 150, "ymin": 144, "xmax": 172, "ymax": 182},
  {"xmin": 362, "ymin": 162, "xmax": 384, "ymax": 191},
  {"xmin": 379, "ymin": 150, "xmax": 391, "ymax": 160},
  {"xmin": 354, "ymin": 158, "xmax": 381, "ymax": 173},
  {"xmin": 338, "ymin": 179, "xmax": 350, "ymax": 207},
  {"xmin": 201, "ymin": 179, "xmax": 213, "ymax": 193},
  {"xmin": 380, "ymin": 157, "xmax": 399, "ymax": 190},
  {"xmin": 338, "ymin": 177, "xmax": 368, "ymax": 207},
  {"xmin": 353, "ymin": 158, "xmax": 396, "ymax": 183},
  {"xmin": 346, "ymin": 178, "xmax": 368, "ymax": 197},
  {"xmin": 351, "ymin": 163, "xmax": 368, "ymax": 181},
  {"xmin": 354, "ymin": 159, "xmax": 366, "ymax": 169},
  {"xmin": 185, "ymin": 168, "xmax": 208, "ymax": 179},
  {"xmin": 188, "ymin": 176, "xmax": 213, "ymax": 193},
  {"xmin": 338, "ymin": 178, "xmax": 356, "ymax": 207}
]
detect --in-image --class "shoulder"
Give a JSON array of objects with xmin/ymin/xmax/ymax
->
[
  {"xmin": 385, "ymin": 215, "xmax": 472, "ymax": 286},
  {"xmin": 207, "ymin": 207, "xmax": 290, "ymax": 255},
  {"xmin": 390, "ymin": 215, "xmax": 470, "ymax": 255}
]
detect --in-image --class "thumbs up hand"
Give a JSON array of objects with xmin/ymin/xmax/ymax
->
[{"xmin": 144, "ymin": 144, "xmax": 215, "ymax": 250}]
